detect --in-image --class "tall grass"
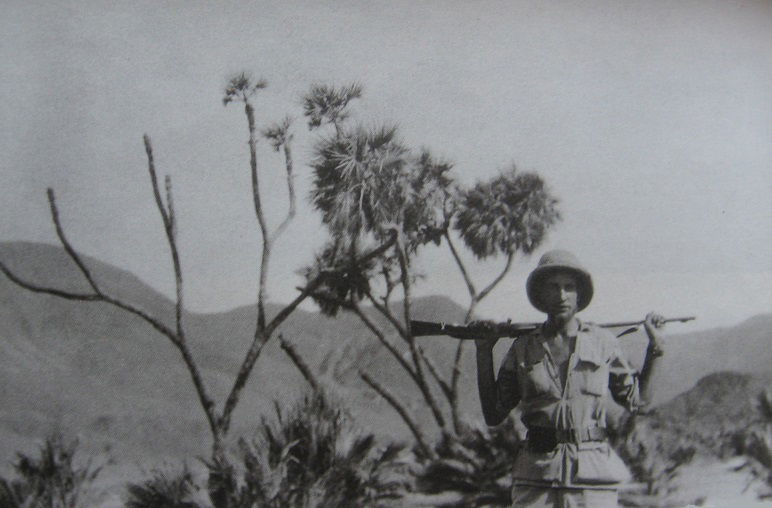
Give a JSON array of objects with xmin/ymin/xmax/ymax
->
[
  {"xmin": 226, "ymin": 391, "xmax": 407, "ymax": 507},
  {"xmin": 413, "ymin": 418, "xmax": 522, "ymax": 507},
  {"xmin": 125, "ymin": 464, "xmax": 202, "ymax": 508},
  {"xmin": 0, "ymin": 433, "xmax": 100, "ymax": 508}
]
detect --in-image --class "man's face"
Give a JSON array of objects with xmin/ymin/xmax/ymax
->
[{"xmin": 539, "ymin": 271, "xmax": 579, "ymax": 321}]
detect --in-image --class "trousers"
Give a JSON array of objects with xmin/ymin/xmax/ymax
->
[{"xmin": 511, "ymin": 485, "xmax": 618, "ymax": 508}]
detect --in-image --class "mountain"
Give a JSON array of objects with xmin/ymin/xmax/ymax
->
[
  {"xmin": 0, "ymin": 242, "xmax": 470, "ymax": 468},
  {"xmin": 615, "ymin": 312, "xmax": 772, "ymax": 405},
  {"xmin": 0, "ymin": 241, "xmax": 770, "ymax": 470}
]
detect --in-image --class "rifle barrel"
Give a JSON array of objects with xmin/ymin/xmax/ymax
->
[
  {"xmin": 411, "ymin": 316, "xmax": 695, "ymax": 340},
  {"xmin": 600, "ymin": 316, "xmax": 695, "ymax": 328}
]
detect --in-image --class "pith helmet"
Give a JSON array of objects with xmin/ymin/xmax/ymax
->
[{"xmin": 526, "ymin": 249, "xmax": 593, "ymax": 313}]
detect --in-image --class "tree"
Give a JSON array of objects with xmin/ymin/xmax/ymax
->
[
  {"xmin": 300, "ymin": 83, "xmax": 561, "ymax": 455},
  {"xmin": 0, "ymin": 72, "xmax": 392, "ymax": 508}
]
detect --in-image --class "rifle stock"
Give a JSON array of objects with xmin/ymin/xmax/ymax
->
[{"xmin": 410, "ymin": 316, "xmax": 695, "ymax": 340}]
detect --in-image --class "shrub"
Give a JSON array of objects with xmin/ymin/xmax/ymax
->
[
  {"xmin": 413, "ymin": 418, "xmax": 523, "ymax": 507},
  {"xmin": 0, "ymin": 433, "xmax": 100, "ymax": 508},
  {"xmin": 228, "ymin": 391, "xmax": 408, "ymax": 507},
  {"xmin": 125, "ymin": 464, "xmax": 202, "ymax": 508}
]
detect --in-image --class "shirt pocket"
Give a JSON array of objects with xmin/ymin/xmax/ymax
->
[
  {"xmin": 574, "ymin": 348, "xmax": 607, "ymax": 396},
  {"xmin": 524, "ymin": 360, "xmax": 554, "ymax": 398}
]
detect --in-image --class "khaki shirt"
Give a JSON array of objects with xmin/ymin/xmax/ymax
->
[{"xmin": 496, "ymin": 320, "xmax": 640, "ymax": 488}]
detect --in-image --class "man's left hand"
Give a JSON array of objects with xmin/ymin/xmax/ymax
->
[{"xmin": 643, "ymin": 312, "xmax": 665, "ymax": 355}]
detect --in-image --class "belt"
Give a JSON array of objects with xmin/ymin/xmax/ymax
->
[{"xmin": 526, "ymin": 426, "xmax": 608, "ymax": 453}]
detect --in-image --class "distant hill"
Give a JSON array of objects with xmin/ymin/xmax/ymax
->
[
  {"xmin": 658, "ymin": 371, "xmax": 772, "ymax": 439},
  {"xmin": 0, "ymin": 241, "xmax": 470, "ymax": 467},
  {"xmin": 0, "ymin": 241, "xmax": 770, "ymax": 471},
  {"xmin": 615, "ymin": 313, "xmax": 772, "ymax": 405}
]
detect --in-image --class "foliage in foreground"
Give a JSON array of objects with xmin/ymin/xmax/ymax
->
[
  {"xmin": 412, "ymin": 418, "xmax": 522, "ymax": 507},
  {"xmin": 0, "ymin": 434, "xmax": 100, "ymax": 508},
  {"xmin": 237, "ymin": 392, "xmax": 407, "ymax": 507},
  {"xmin": 731, "ymin": 389, "xmax": 772, "ymax": 499},
  {"xmin": 125, "ymin": 464, "xmax": 202, "ymax": 508}
]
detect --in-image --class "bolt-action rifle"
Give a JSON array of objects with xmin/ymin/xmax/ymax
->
[{"xmin": 410, "ymin": 316, "xmax": 695, "ymax": 340}]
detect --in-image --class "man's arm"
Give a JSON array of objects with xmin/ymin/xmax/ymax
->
[
  {"xmin": 609, "ymin": 312, "xmax": 665, "ymax": 411},
  {"xmin": 638, "ymin": 312, "xmax": 666, "ymax": 404},
  {"xmin": 475, "ymin": 336, "xmax": 520, "ymax": 426},
  {"xmin": 476, "ymin": 339, "xmax": 505, "ymax": 425}
]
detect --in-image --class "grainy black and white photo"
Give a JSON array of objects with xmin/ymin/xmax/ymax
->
[{"xmin": 1, "ymin": 1, "xmax": 770, "ymax": 506}]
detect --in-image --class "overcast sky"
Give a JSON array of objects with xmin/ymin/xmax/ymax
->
[{"xmin": 2, "ymin": 0, "xmax": 770, "ymax": 331}]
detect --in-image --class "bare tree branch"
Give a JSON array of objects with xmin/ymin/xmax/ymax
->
[
  {"xmin": 219, "ymin": 274, "xmax": 324, "ymax": 432},
  {"xmin": 278, "ymin": 334, "xmax": 320, "ymax": 392},
  {"xmin": 221, "ymin": 232, "xmax": 401, "ymax": 431},
  {"xmin": 476, "ymin": 251, "xmax": 515, "ymax": 304},
  {"xmin": 144, "ymin": 135, "xmax": 171, "ymax": 229},
  {"xmin": 0, "ymin": 263, "xmax": 100, "ymax": 302},
  {"xmin": 351, "ymin": 301, "xmax": 417, "ymax": 382},
  {"xmin": 163, "ymin": 174, "xmax": 185, "ymax": 341},
  {"xmin": 47, "ymin": 189, "xmax": 100, "ymax": 295},
  {"xmin": 364, "ymin": 290, "xmax": 408, "ymax": 340},
  {"xmin": 420, "ymin": 351, "xmax": 453, "ymax": 401},
  {"xmin": 269, "ymin": 131, "xmax": 296, "ymax": 244},
  {"xmin": 360, "ymin": 371, "xmax": 434, "ymax": 459},
  {"xmin": 240, "ymin": 100, "xmax": 271, "ymax": 332},
  {"xmin": 393, "ymin": 237, "xmax": 447, "ymax": 432},
  {"xmin": 444, "ymin": 231, "xmax": 476, "ymax": 298}
]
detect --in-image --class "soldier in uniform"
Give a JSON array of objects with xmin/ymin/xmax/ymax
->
[{"xmin": 475, "ymin": 250, "xmax": 665, "ymax": 507}]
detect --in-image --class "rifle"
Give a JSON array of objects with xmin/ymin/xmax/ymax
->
[{"xmin": 410, "ymin": 316, "xmax": 695, "ymax": 340}]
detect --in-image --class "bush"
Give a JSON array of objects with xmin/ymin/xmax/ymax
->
[
  {"xmin": 413, "ymin": 418, "xmax": 523, "ymax": 507},
  {"xmin": 228, "ymin": 391, "xmax": 408, "ymax": 507},
  {"xmin": 0, "ymin": 433, "xmax": 100, "ymax": 508},
  {"xmin": 125, "ymin": 464, "xmax": 202, "ymax": 508}
]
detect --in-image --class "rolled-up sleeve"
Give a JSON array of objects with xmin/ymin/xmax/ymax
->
[{"xmin": 608, "ymin": 340, "xmax": 642, "ymax": 413}]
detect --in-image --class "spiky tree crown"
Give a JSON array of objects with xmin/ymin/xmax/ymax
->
[
  {"xmin": 454, "ymin": 166, "xmax": 561, "ymax": 259},
  {"xmin": 303, "ymin": 83, "xmax": 363, "ymax": 130},
  {"xmin": 222, "ymin": 72, "xmax": 267, "ymax": 105},
  {"xmin": 261, "ymin": 116, "xmax": 293, "ymax": 151}
]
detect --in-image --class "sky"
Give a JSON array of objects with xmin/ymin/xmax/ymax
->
[{"xmin": 2, "ymin": 0, "xmax": 770, "ymax": 332}]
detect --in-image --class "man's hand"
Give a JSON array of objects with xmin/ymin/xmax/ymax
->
[{"xmin": 643, "ymin": 312, "xmax": 665, "ymax": 356}]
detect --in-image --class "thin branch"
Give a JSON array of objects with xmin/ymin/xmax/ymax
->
[
  {"xmin": 143, "ymin": 136, "xmax": 171, "ymax": 230},
  {"xmin": 449, "ymin": 340, "xmax": 466, "ymax": 435},
  {"xmin": 219, "ymin": 276, "xmax": 322, "ymax": 432},
  {"xmin": 360, "ymin": 371, "xmax": 434, "ymax": 459},
  {"xmin": 220, "ymin": 231, "xmax": 399, "ymax": 432},
  {"xmin": 244, "ymin": 101, "xmax": 270, "ymax": 332},
  {"xmin": 444, "ymin": 231, "xmax": 476, "ymax": 298},
  {"xmin": 0, "ymin": 263, "xmax": 100, "ymax": 302},
  {"xmin": 268, "ymin": 140, "xmax": 296, "ymax": 244},
  {"xmin": 47, "ymin": 189, "xmax": 100, "ymax": 295},
  {"xmin": 393, "ymin": 237, "xmax": 447, "ymax": 431},
  {"xmin": 420, "ymin": 351, "xmax": 453, "ymax": 401},
  {"xmin": 143, "ymin": 138, "xmax": 217, "ymax": 434},
  {"xmin": 163, "ymin": 175, "xmax": 185, "ymax": 341},
  {"xmin": 278, "ymin": 334, "xmax": 320, "ymax": 392},
  {"xmin": 364, "ymin": 290, "xmax": 408, "ymax": 340},
  {"xmin": 476, "ymin": 251, "xmax": 515, "ymax": 303},
  {"xmin": 0, "ymin": 259, "xmax": 221, "ymax": 437},
  {"xmin": 351, "ymin": 301, "xmax": 417, "ymax": 382},
  {"xmin": 169, "ymin": 331, "xmax": 220, "ymax": 438}
]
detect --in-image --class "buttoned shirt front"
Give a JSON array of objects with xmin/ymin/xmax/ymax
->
[{"xmin": 495, "ymin": 320, "xmax": 640, "ymax": 488}]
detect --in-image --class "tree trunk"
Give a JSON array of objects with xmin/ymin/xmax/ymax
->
[{"xmin": 207, "ymin": 429, "xmax": 236, "ymax": 508}]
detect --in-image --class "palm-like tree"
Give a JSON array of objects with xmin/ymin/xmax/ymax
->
[
  {"xmin": 302, "ymin": 83, "xmax": 363, "ymax": 134},
  {"xmin": 303, "ymin": 83, "xmax": 562, "ymax": 457},
  {"xmin": 454, "ymin": 166, "xmax": 560, "ymax": 260}
]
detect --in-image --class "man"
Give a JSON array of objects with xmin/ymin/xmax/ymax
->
[{"xmin": 475, "ymin": 250, "xmax": 665, "ymax": 507}]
